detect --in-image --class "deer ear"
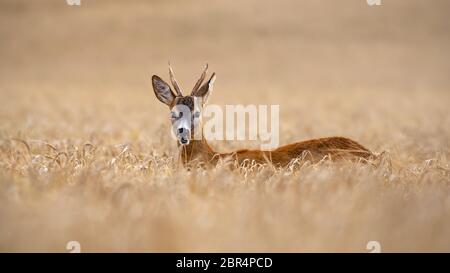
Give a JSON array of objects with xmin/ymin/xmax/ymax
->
[
  {"xmin": 192, "ymin": 73, "xmax": 216, "ymax": 104},
  {"xmin": 152, "ymin": 75, "xmax": 176, "ymax": 106}
]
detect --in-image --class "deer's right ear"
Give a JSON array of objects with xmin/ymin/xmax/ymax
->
[{"xmin": 152, "ymin": 75, "xmax": 176, "ymax": 107}]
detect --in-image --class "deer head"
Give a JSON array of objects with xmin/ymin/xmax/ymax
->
[{"xmin": 152, "ymin": 63, "xmax": 216, "ymax": 146}]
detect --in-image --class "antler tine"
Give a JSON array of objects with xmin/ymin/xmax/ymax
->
[
  {"xmin": 168, "ymin": 62, "xmax": 182, "ymax": 96},
  {"xmin": 191, "ymin": 63, "xmax": 208, "ymax": 93}
]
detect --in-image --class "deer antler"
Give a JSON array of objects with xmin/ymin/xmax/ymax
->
[
  {"xmin": 191, "ymin": 63, "xmax": 208, "ymax": 94},
  {"xmin": 168, "ymin": 62, "xmax": 182, "ymax": 96}
]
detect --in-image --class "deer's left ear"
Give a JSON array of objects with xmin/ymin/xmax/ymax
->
[{"xmin": 192, "ymin": 73, "xmax": 216, "ymax": 104}]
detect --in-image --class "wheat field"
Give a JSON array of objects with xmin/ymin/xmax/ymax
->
[{"xmin": 0, "ymin": 0, "xmax": 449, "ymax": 252}]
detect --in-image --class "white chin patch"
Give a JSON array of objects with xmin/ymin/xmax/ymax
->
[{"xmin": 180, "ymin": 139, "xmax": 189, "ymax": 145}]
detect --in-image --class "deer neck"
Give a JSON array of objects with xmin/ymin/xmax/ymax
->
[{"xmin": 178, "ymin": 137, "xmax": 217, "ymax": 165}]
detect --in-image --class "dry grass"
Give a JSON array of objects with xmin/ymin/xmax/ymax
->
[{"xmin": 0, "ymin": 0, "xmax": 449, "ymax": 252}]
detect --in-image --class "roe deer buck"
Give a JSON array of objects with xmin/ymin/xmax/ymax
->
[{"xmin": 151, "ymin": 64, "xmax": 372, "ymax": 167}]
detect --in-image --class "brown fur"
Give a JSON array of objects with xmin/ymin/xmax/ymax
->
[{"xmin": 180, "ymin": 136, "xmax": 372, "ymax": 167}]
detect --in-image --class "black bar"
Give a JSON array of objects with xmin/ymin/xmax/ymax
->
[{"xmin": 0, "ymin": 253, "xmax": 448, "ymax": 272}]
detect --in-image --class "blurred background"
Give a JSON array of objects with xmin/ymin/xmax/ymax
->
[
  {"xmin": 1, "ymin": 0, "xmax": 449, "ymax": 154},
  {"xmin": 0, "ymin": 0, "xmax": 449, "ymax": 252}
]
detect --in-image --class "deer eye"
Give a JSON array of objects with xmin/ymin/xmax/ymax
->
[
  {"xmin": 194, "ymin": 111, "xmax": 201, "ymax": 118},
  {"xmin": 171, "ymin": 111, "xmax": 182, "ymax": 119}
]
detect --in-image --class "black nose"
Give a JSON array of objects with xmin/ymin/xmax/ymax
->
[{"xmin": 178, "ymin": 128, "xmax": 184, "ymax": 134}]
